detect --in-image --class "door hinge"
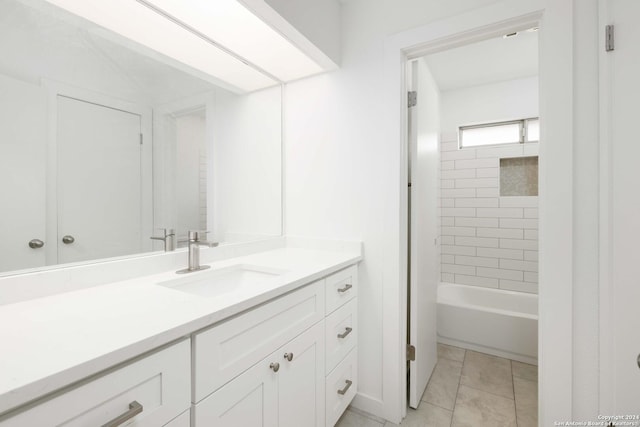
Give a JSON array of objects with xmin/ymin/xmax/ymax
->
[
  {"xmin": 408, "ymin": 91, "xmax": 417, "ymax": 108},
  {"xmin": 606, "ymin": 25, "xmax": 615, "ymax": 52},
  {"xmin": 140, "ymin": 133, "xmax": 143, "ymax": 145},
  {"xmin": 407, "ymin": 344, "xmax": 416, "ymax": 361}
]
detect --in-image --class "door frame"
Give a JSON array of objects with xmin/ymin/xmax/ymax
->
[
  {"xmin": 376, "ymin": 0, "xmax": 574, "ymax": 423},
  {"xmin": 44, "ymin": 81, "xmax": 153, "ymax": 265}
]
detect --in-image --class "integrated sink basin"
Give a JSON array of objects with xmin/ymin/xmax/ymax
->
[{"xmin": 157, "ymin": 264, "xmax": 288, "ymax": 298}]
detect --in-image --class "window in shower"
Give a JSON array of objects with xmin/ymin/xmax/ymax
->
[{"xmin": 459, "ymin": 117, "xmax": 539, "ymax": 148}]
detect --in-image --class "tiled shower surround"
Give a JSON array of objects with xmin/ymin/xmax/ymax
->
[{"xmin": 439, "ymin": 133, "xmax": 539, "ymax": 294}]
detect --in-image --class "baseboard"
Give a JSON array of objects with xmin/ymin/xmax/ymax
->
[{"xmin": 350, "ymin": 392, "xmax": 386, "ymax": 421}]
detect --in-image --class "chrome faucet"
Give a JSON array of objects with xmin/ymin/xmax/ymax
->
[
  {"xmin": 176, "ymin": 230, "xmax": 218, "ymax": 274},
  {"xmin": 150, "ymin": 228, "xmax": 176, "ymax": 252}
]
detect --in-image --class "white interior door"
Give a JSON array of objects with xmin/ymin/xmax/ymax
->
[
  {"xmin": 57, "ymin": 96, "xmax": 143, "ymax": 264},
  {"xmin": 0, "ymin": 74, "xmax": 47, "ymax": 272},
  {"xmin": 408, "ymin": 59, "xmax": 439, "ymax": 408},
  {"xmin": 607, "ymin": 0, "xmax": 640, "ymax": 413}
]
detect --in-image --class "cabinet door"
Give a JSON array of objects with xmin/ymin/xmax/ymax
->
[
  {"xmin": 278, "ymin": 322, "xmax": 326, "ymax": 427},
  {"xmin": 194, "ymin": 356, "xmax": 278, "ymax": 427}
]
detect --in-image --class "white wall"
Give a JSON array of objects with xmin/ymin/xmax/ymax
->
[
  {"xmin": 440, "ymin": 76, "xmax": 539, "ymax": 131},
  {"xmin": 212, "ymin": 86, "xmax": 282, "ymax": 242}
]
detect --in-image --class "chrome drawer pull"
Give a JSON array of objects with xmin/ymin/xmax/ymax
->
[
  {"xmin": 270, "ymin": 362, "xmax": 280, "ymax": 372},
  {"xmin": 337, "ymin": 284, "xmax": 352, "ymax": 293},
  {"xmin": 284, "ymin": 352, "xmax": 294, "ymax": 362},
  {"xmin": 337, "ymin": 379, "xmax": 353, "ymax": 395},
  {"xmin": 102, "ymin": 401, "xmax": 143, "ymax": 427},
  {"xmin": 337, "ymin": 327, "xmax": 353, "ymax": 339}
]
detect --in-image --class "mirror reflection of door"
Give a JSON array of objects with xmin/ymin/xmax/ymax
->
[
  {"xmin": 56, "ymin": 95, "xmax": 144, "ymax": 264},
  {"xmin": 0, "ymin": 74, "xmax": 47, "ymax": 272}
]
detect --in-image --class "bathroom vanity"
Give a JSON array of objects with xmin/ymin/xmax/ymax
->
[{"xmin": 0, "ymin": 244, "xmax": 361, "ymax": 426}]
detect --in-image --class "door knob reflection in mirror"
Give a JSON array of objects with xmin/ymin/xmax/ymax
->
[
  {"xmin": 62, "ymin": 235, "xmax": 75, "ymax": 244},
  {"xmin": 28, "ymin": 239, "xmax": 44, "ymax": 249}
]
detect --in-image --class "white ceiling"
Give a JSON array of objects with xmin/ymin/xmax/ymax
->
[{"xmin": 423, "ymin": 29, "xmax": 538, "ymax": 92}]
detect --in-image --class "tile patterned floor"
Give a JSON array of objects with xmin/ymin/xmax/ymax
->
[{"xmin": 335, "ymin": 344, "xmax": 538, "ymax": 427}]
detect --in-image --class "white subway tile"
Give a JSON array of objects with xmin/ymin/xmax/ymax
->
[
  {"xmin": 476, "ymin": 228, "xmax": 523, "ymax": 239},
  {"xmin": 476, "ymin": 208, "xmax": 523, "ymax": 218},
  {"xmin": 441, "ymin": 188, "xmax": 476, "ymax": 198},
  {"xmin": 454, "ymin": 274, "xmax": 499, "ymax": 288},
  {"xmin": 441, "ymin": 272, "xmax": 455, "ymax": 283},
  {"xmin": 440, "ymin": 198, "xmax": 455, "ymax": 208},
  {"xmin": 442, "ymin": 245, "xmax": 476, "ymax": 256},
  {"xmin": 441, "ymin": 169, "xmax": 475, "ymax": 180},
  {"xmin": 441, "ymin": 226, "xmax": 476, "ymax": 236},
  {"xmin": 440, "ymin": 131, "xmax": 458, "ymax": 143},
  {"xmin": 524, "ymin": 229, "xmax": 538, "ymax": 240},
  {"xmin": 524, "ymin": 272, "xmax": 539, "ymax": 283},
  {"xmin": 441, "ymin": 254, "xmax": 455, "ymax": 264},
  {"xmin": 441, "ymin": 161, "xmax": 455, "ymax": 170},
  {"xmin": 441, "ymin": 208, "xmax": 476, "ymax": 217},
  {"xmin": 500, "ymin": 239, "xmax": 538, "ymax": 250},
  {"xmin": 524, "ymin": 250, "xmax": 538, "ymax": 262},
  {"xmin": 476, "ymin": 145, "xmax": 524, "ymax": 159},
  {"xmin": 499, "ymin": 259, "xmax": 538, "ymax": 272},
  {"xmin": 455, "ymin": 158, "xmax": 498, "ymax": 169},
  {"xmin": 499, "ymin": 280, "xmax": 538, "ymax": 293},
  {"xmin": 524, "ymin": 208, "xmax": 538, "ymax": 218},
  {"xmin": 441, "ymin": 179, "xmax": 455, "ymax": 189},
  {"xmin": 477, "ymin": 247, "xmax": 524, "ymax": 260},
  {"xmin": 476, "ymin": 188, "xmax": 500, "ymax": 197},
  {"xmin": 500, "ymin": 218, "xmax": 539, "ymax": 229},
  {"xmin": 441, "ymin": 217, "xmax": 455, "ymax": 226},
  {"xmin": 442, "ymin": 149, "xmax": 475, "ymax": 161},
  {"xmin": 455, "ymin": 178, "xmax": 498, "ymax": 189},
  {"xmin": 455, "ymin": 217, "xmax": 499, "ymax": 227},
  {"xmin": 442, "ymin": 263, "xmax": 476, "ymax": 275},
  {"xmin": 476, "ymin": 168, "xmax": 498, "ymax": 178},
  {"xmin": 523, "ymin": 143, "xmax": 539, "ymax": 156},
  {"xmin": 476, "ymin": 267, "xmax": 523, "ymax": 281},
  {"xmin": 455, "ymin": 255, "xmax": 499, "ymax": 268},
  {"xmin": 455, "ymin": 198, "xmax": 499, "ymax": 208},
  {"xmin": 499, "ymin": 196, "xmax": 538, "ymax": 208},
  {"xmin": 455, "ymin": 236, "xmax": 499, "ymax": 248},
  {"xmin": 441, "ymin": 141, "xmax": 459, "ymax": 152},
  {"xmin": 440, "ymin": 236, "xmax": 455, "ymax": 245}
]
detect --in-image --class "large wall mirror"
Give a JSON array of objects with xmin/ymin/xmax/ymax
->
[{"xmin": 0, "ymin": 0, "xmax": 283, "ymax": 275}]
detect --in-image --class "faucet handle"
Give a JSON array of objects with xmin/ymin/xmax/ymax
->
[{"xmin": 188, "ymin": 230, "xmax": 210, "ymax": 241}]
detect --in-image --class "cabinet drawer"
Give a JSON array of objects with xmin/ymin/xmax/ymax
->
[
  {"xmin": 325, "ymin": 266, "xmax": 357, "ymax": 315},
  {"xmin": 325, "ymin": 298, "xmax": 357, "ymax": 373},
  {"xmin": 326, "ymin": 348, "xmax": 358, "ymax": 427},
  {"xmin": 164, "ymin": 410, "xmax": 190, "ymax": 427},
  {"xmin": 2, "ymin": 340, "xmax": 190, "ymax": 427},
  {"xmin": 194, "ymin": 280, "xmax": 325, "ymax": 401}
]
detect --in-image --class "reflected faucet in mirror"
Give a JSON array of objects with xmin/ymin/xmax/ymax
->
[
  {"xmin": 150, "ymin": 228, "xmax": 176, "ymax": 252},
  {"xmin": 176, "ymin": 231, "xmax": 219, "ymax": 274}
]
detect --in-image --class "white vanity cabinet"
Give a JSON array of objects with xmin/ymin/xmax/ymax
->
[{"xmin": 0, "ymin": 340, "xmax": 191, "ymax": 427}]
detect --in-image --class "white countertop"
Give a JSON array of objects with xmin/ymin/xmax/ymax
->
[{"xmin": 0, "ymin": 246, "xmax": 361, "ymax": 416}]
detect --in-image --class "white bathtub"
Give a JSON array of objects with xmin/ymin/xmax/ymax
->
[{"xmin": 437, "ymin": 282, "xmax": 538, "ymax": 365}]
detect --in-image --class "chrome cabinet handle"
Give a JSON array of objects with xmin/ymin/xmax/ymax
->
[
  {"xmin": 337, "ymin": 380, "xmax": 353, "ymax": 395},
  {"xmin": 337, "ymin": 327, "xmax": 353, "ymax": 339},
  {"xmin": 337, "ymin": 284, "xmax": 352, "ymax": 293},
  {"xmin": 101, "ymin": 401, "xmax": 143, "ymax": 427},
  {"xmin": 62, "ymin": 235, "xmax": 75, "ymax": 244},
  {"xmin": 284, "ymin": 353, "xmax": 294, "ymax": 362},
  {"xmin": 637, "ymin": 353, "xmax": 640, "ymax": 369},
  {"xmin": 270, "ymin": 362, "xmax": 280, "ymax": 372},
  {"xmin": 28, "ymin": 239, "xmax": 44, "ymax": 249}
]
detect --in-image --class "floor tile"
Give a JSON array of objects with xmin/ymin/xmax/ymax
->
[
  {"xmin": 438, "ymin": 343, "xmax": 466, "ymax": 363},
  {"xmin": 422, "ymin": 358, "xmax": 463, "ymax": 410},
  {"xmin": 335, "ymin": 409, "xmax": 384, "ymax": 427},
  {"xmin": 451, "ymin": 385, "xmax": 517, "ymax": 427},
  {"xmin": 512, "ymin": 361, "xmax": 538, "ymax": 382},
  {"xmin": 384, "ymin": 403, "xmax": 452, "ymax": 427},
  {"xmin": 514, "ymin": 376, "xmax": 538, "ymax": 427},
  {"xmin": 460, "ymin": 351, "xmax": 514, "ymax": 399}
]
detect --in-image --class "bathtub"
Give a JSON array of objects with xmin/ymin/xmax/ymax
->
[{"xmin": 437, "ymin": 282, "xmax": 538, "ymax": 365}]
